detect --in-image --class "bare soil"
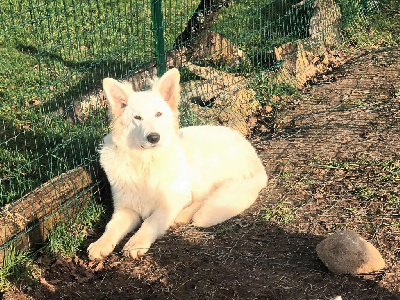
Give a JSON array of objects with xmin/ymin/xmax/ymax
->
[{"xmin": 4, "ymin": 47, "xmax": 400, "ymax": 300}]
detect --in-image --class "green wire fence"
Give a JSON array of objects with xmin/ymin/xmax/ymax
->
[{"xmin": 0, "ymin": 0, "xmax": 397, "ymax": 271}]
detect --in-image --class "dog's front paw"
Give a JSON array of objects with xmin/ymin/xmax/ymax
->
[
  {"xmin": 173, "ymin": 210, "xmax": 192, "ymax": 227},
  {"xmin": 122, "ymin": 238, "xmax": 150, "ymax": 259},
  {"xmin": 87, "ymin": 237, "xmax": 115, "ymax": 261}
]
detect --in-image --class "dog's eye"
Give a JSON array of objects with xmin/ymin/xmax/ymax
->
[
  {"xmin": 134, "ymin": 115, "xmax": 142, "ymax": 121},
  {"xmin": 155, "ymin": 112, "xmax": 162, "ymax": 117}
]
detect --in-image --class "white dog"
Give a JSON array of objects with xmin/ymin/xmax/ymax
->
[{"xmin": 87, "ymin": 68, "xmax": 268, "ymax": 260}]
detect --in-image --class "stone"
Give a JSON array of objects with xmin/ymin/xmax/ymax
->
[{"xmin": 316, "ymin": 230, "xmax": 386, "ymax": 275}]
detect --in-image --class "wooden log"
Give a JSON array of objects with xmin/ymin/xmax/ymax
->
[{"xmin": 0, "ymin": 166, "xmax": 100, "ymax": 263}]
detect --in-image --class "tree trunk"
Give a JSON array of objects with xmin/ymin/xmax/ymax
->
[{"xmin": 173, "ymin": 0, "xmax": 232, "ymax": 50}]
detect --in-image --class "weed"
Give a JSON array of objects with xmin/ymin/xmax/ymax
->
[
  {"xmin": 257, "ymin": 79, "xmax": 300, "ymax": 109},
  {"xmin": 312, "ymin": 157, "xmax": 399, "ymax": 207},
  {"xmin": 353, "ymin": 184, "xmax": 375, "ymax": 201},
  {"xmin": 392, "ymin": 221, "xmax": 400, "ymax": 228},
  {"xmin": 317, "ymin": 159, "xmax": 361, "ymax": 170},
  {"xmin": 0, "ymin": 245, "xmax": 39, "ymax": 292},
  {"xmin": 344, "ymin": 206, "xmax": 359, "ymax": 214},
  {"xmin": 331, "ymin": 223, "xmax": 348, "ymax": 232},
  {"xmin": 301, "ymin": 178, "xmax": 316, "ymax": 186},
  {"xmin": 342, "ymin": 97, "xmax": 367, "ymax": 107},
  {"xmin": 214, "ymin": 225, "xmax": 236, "ymax": 235},
  {"xmin": 46, "ymin": 199, "xmax": 105, "ymax": 258},
  {"xmin": 263, "ymin": 202, "xmax": 295, "ymax": 225},
  {"xmin": 280, "ymin": 171, "xmax": 294, "ymax": 178},
  {"xmin": 387, "ymin": 196, "xmax": 400, "ymax": 206},
  {"xmin": 179, "ymin": 100, "xmax": 203, "ymax": 127}
]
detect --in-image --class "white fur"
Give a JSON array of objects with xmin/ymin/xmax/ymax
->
[{"xmin": 87, "ymin": 69, "xmax": 268, "ymax": 260}]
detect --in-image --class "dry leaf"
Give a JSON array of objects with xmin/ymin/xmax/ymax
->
[{"xmin": 265, "ymin": 106, "xmax": 273, "ymax": 113}]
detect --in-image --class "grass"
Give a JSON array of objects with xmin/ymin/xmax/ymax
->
[
  {"xmin": 339, "ymin": 0, "xmax": 400, "ymax": 49},
  {"xmin": 313, "ymin": 157, "xmax": 400, "ymax": 205},
  {"xmin": 214, "ymin": 224, "xmax": 237, "ymax": 235},
  {"xmin": 342, "ymin": 97, "xmax": 368, "ymax": 107},
  {"xmin": 46, "ymin": 199, "xmax": 105, "ymax": 258},
  {"xmin": 0, "ymin": 0, "xmax": 199, "ymax": 205},
  {"xmin": 214, "ymin": 0, "xmax": 314, "ymax": 66},
  {"xmin": 257, "ymin": 80, "xmax": 300, "ymax": 107},
  {"xmin": 0, "ymin": 245, "xmax": 39, "ymax": 292},
  {"xmin": 0, "ymin": 198, "xmax": 104, "ymax": 292},
  {"xmin": 263, "ymin": 201, "xmax": 296, "ymax": 225}
]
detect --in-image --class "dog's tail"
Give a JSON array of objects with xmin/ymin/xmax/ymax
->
[{"xmin": 192, "ymin": 167, "xmax": 268, "ymax": 228}]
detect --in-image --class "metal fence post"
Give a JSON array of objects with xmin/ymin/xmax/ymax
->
[{"xmin": 151, "ymin": 0, "xmax": 167, "ymax": 77}]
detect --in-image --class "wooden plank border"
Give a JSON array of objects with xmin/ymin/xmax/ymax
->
[{"xmin": 0, "ymin": 165, "xmax": 107, "ymax": 263}]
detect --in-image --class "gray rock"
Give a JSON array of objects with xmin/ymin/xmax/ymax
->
[{"xmin": 316, "ymin": 230, "xmax": 385, "ymax": 275}]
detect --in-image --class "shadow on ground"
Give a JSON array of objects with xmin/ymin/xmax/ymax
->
[{"xmin": 18, "ymin": 209, "xmax": 400, "ymax": 300}]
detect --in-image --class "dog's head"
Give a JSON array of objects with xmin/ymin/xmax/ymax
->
[{"xmin": 103, "ymin": 68, "xmax": 181, "ymax": 150}]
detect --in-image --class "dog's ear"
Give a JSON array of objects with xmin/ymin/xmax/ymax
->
[
  {"xmin": 153, "ymin": 68, "xmax": 180, "ymax": 111},
  {"xmin": 103, "ymin": 78, "xmax": 132, "ymax": 117}
]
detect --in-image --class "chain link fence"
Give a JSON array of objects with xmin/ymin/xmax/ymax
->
[{"xmin": 0, "ymin": 0, "xmax": 398, "ymax": 289}]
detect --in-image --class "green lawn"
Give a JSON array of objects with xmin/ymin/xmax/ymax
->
[{"xmin": 0, "ymin": 0, "xmax": 198, "ymax": 204}]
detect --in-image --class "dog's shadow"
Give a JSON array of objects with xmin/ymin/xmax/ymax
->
[{"xmin": 29, "ymin": 205, "xmax": 399, "ymax": 300}]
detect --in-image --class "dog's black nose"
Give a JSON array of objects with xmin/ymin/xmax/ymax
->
[{"xmin": 147, "ymin": 132, "xmax": 160, "ymax": 144}]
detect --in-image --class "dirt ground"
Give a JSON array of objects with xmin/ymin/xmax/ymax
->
[{"xmin": 4, "ymin": 47, "xmax": 400, "ymax": 300}]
